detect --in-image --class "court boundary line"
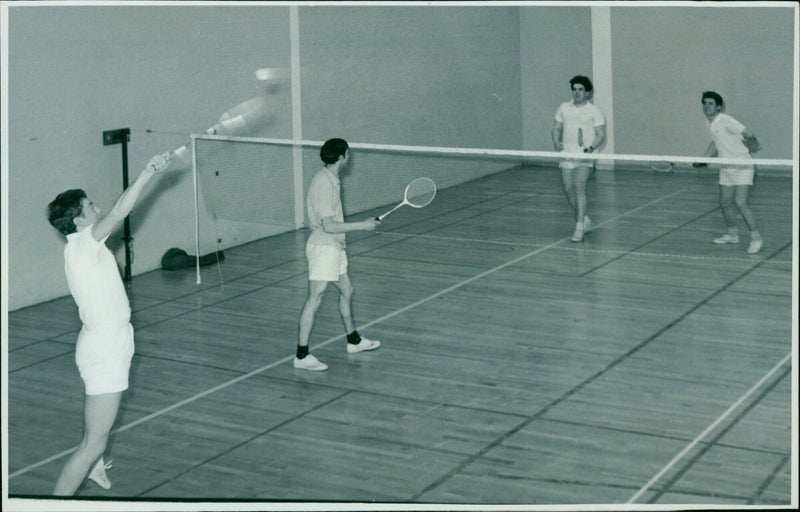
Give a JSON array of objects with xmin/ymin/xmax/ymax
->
[
  {"xmin": 409, "ymin": 240, "xmax": 794, "ymax": 501},
  {"xmin": 375, "ymin": 231, "xmax": 793, "ymax": 265},
  {"xmin": 650, "ymin": 363, "xmax": 792, "ymax": 503},
  {"xmin": 6, "ymin": 187, "xmax": 695, "ymax": 480},
  {"xmin": 627, "ymin": 351, "xmax": 792, "ymax": 504}
]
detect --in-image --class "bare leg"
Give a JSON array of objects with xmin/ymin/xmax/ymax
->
[
  {"xmin": 719, "ymin": 185, "xmax": 737, "ymax": 229},
  {"xmin": 733, "ymin": 184, "xmax": 759, "ymax": 234},
  {"xmin": 333, "ymin": 272, "xmax": 356, "ymax": 334},
  {"xmin": 298, "ymin": 280, "xmax": 329, "ymax": 347},
  {"xmin": 573, "ymin": 165, "xmax": 592, "ymax": 223},
  {"xmin": 54, "ymin": 392, "xmax": 122, "ymax": 496},
  {"xmin": 560, "ymin": 168, "xmax": 577, "ymax": 218},
  {"xmin": 333, "ymin": 272, "xmax": 380, "ymax": 353}
]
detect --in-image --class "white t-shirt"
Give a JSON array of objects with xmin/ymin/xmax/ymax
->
[
  {"xmin": 64, "ymin": 225, "xmax": 131, "ymax": 328},
  {"xmin": 707, "ymin": 113, "xmax": 751, "ymax": 159},
  {"xmin": 555, "ymin": 101, "xmax": 606, "ymax": 152},
  {"xmin": 306, "ymin": 167, "xmax": 346, "ymax": 249}
]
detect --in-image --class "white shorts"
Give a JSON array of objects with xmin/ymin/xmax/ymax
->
[
  {"xmin": 75, "ymin": 323, "xmax": 134, "ymax": 395},
  {"xmin": 559, "ymin": 158, "xmax": 594, "ymax": 170},
  {"xmin": 719, "ymin": 166, "xmax": 754, "ymax": 186},
  {"xmin": 306, "ymin": 244, "xmax": 348, "ymax": 282}
]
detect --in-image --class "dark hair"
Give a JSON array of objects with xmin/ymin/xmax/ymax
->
[
  {"xmin": 48, "ymin": 189, "xmax": 86, "ymax": 235},
  {"xmin": 570, "ymin": 75, "xmax": 593, "ymax": 93},
  {"xmin": 702, "ymin": 91, "xmax": 724, "ymax": 107},
  {"xmin": 320, "ymin": 138, "xmax": 349, "ymax": 165}
]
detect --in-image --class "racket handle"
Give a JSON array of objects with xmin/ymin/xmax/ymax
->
[{"xmin": 377, "ymin": 202, "xmax": 403, "ymax": 221}]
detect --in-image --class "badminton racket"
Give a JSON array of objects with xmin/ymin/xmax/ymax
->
[
  {"xmin": 650, "ymin": 161, "xmax": 673, "ymax": 172},
  {"xmin": 376, "ymin": 177, "xmax": 437, "ymax": 221}
]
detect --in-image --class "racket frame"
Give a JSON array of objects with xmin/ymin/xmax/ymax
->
[{"xmin": 376, "ymin": 177, "xmax": 436, "ymax": 221}]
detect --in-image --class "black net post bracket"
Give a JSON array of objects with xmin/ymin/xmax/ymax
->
[{"xmin": 102, "ymin": 128, "xmax": 133, "ymax": 282}]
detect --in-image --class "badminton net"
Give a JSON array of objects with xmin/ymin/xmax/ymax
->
[{"xmin": 191, "ymin": 134, "xmax": 793, "ymax": 282}]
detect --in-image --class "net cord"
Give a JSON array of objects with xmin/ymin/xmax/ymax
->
[{"xmin": 192, "ymin": 134, "xmax": 794, "ymax": 168}]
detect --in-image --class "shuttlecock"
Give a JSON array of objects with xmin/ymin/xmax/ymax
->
[{"xmin": 255, "ymin": 68, "xmax": 289, "ymax": 82}]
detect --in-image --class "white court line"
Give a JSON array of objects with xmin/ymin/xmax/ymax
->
[
  {"xmin": 9, "ymin": 189, "xmax": 683, "ymax": 479},
  {"xmin": 627, "ymin": 351, "xmax": 792, "ymax": 504},
  {"xmin": 376, "ymin": 232, "xmax": 793, "ymax": 265}
]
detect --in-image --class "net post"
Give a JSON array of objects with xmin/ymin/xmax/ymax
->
[
  {"xmin": 192, "ymin": 135, "xmax": 201, "ymax": 285},
  {"xmin": 292, "ymin": 142, "xmax": 305, "ymax": 229}
]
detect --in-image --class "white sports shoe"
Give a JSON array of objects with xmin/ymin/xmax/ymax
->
[
  {"xmin": 571, "ymin": 224, "xmax": 584, "ymax": 242},
  {"xmin": 347, "ymin": 337, "xmax": 381, "ymax": 353},
  {"xmin": 713, "ymin": 233, "xmax": 740, "ymax": 244},
  {"xmin": 747, "ymin": 239, "xmax": 763, "ymax": 254},
  {"xmin": 88, "ymin": 457, "xmax": 112, "ymax": 490},
  {"xmin": 293, "ymin": 354, "xmax": 328, "ymax": 371},
  {"xmin": 583, "ymin": 216, "xmax": 592, "ymax": 231}
]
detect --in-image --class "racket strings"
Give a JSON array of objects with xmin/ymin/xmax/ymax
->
[{"xmin": 405, "ymin": 178, "xmax": 436, "ymax": 207}]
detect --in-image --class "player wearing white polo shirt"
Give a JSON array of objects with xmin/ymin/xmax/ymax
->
[{"xmin": 700, "ymin": 91, "xmax": 763, "ymax": 254}]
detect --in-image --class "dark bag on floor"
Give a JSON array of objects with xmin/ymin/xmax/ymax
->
[{"xmin": 160, "ymin": 247, "xmax": 224, "ymax": 271}]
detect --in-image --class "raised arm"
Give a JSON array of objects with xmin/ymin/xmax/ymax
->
[{"xmin": 91, "ymin": 153, "xmax": 171, "ymax": 241}]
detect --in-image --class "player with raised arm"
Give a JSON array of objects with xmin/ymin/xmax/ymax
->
[
  {"xmin": 294, "ymin": 138, "xmax": 381, "ymax": 371},
  {"xmin": 47, "ymin": 152, "xmax": 171, "ymax": 495},
  {"xmin": 700, "ymin": 91, "xmax": 763, "ymax": 254}
]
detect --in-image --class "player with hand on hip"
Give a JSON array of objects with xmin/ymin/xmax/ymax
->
[{"xmin": 700, "ymin": 91, "xmax": 763, "ymax": 254}]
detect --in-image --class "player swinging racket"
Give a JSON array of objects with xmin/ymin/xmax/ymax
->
[
  {"xmin": 46, "ymin": 152, "xmax": 172, "ymax": 495},
  {"xmin": 294, "ymin": 138, "xmax": 382, "ymax": 371},
  {"xmin": 552, "ymin": 75, "xmax": 606, "ymax": 242}
]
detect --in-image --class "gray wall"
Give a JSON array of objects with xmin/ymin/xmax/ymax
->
[
  {"xmin": 520, "ymin": 6, "xmax": 593, "ymax": 151},
  {"xmin": 519, "ymin": 5, "xmax": 795, "ymax": 160},
  {"xmin": 297, "ymin": 6, "xmax": 523, "ymax": 221},
  {"xmin": 610, "ymin": 6, "xmax": 795, "ymax": 158}
]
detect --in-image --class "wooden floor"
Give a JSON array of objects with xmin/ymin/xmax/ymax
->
[{"xmin": 5, "ymin": 165, "xmax": 795, "ymax": 509}]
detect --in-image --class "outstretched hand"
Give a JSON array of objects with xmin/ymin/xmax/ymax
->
[
  {"xmin": 146, "ymin": 152, "xmax": 173, "ymax": 173},
  {"xmin": 742, "ymin": 134, "xmax": 761, "ymax": 154}
]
